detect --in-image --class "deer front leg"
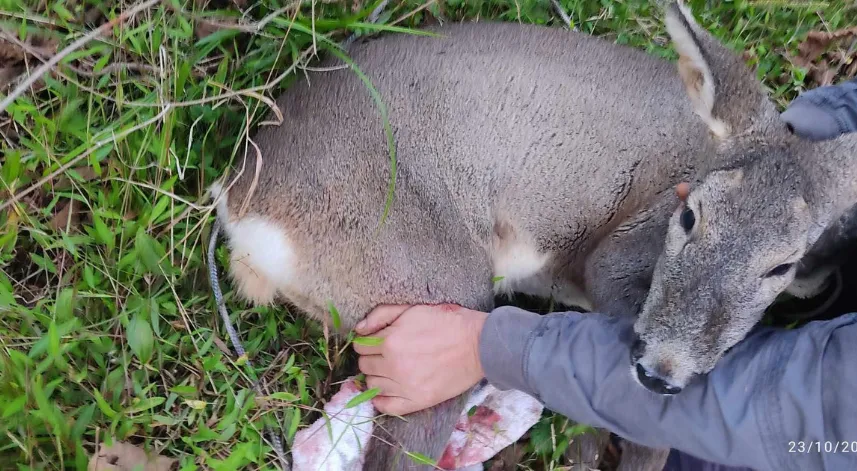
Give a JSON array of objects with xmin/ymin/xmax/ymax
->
[
  {"xmin": 584, "ymin": 191, "xmax": 674, "ymax": 318},
  {"xmin": 583, "ymin": 191, "xmax": 676, "ymax": 471}
]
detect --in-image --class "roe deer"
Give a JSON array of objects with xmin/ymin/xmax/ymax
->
[{"xmin": 209, "ymin": 2, "xmax": 857, "ymax": 469}]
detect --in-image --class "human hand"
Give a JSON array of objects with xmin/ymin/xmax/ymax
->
[{"xmin": 352, "ymin": 304, "xmax": 488, "ymax": 416}]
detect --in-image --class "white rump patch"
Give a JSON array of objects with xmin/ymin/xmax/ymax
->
[
  {"xmin": 225, "ymin": 217, "xmax": 297, "ymax": 305},
  {"xmin": 209, "ymin": 182, "xmax": 298, "ymax": 305}
]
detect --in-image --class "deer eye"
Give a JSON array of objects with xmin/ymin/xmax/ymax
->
[
  {"xmin": 765, "ymin": 263, "xmax": 793, "ymax": 278},
  {"xmin": 680, "ymin": 208, "xmax": 695, "ymax": 232}
]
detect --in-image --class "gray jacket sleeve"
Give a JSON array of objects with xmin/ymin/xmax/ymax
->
[
  {"xmin": 781, "ymin": 78, "xmax": 857, "ymax": 140},
  {"xmin": 479, "ymin": 306, "xmax": 857, "ymax": 471}
]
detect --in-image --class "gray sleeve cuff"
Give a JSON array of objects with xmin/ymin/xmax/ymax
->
[
  {"xmin": 478, "ymin": 305, "xmax": 546, "ymax": 395},
  {"xmin": 782, "ymin": 78, "xmax": 857, "ymax": 140},
  {"xmin": 781, "ymin": 101, "xmax": 843, "ymax": 141}
]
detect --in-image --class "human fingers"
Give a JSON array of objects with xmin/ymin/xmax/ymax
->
[
  {"xmin": 357, "ymin": 354, "xmax": 388, "ymax": 377},
  {"xmin": 365, "ymin": 375, "xmax": 402, "ymax": 398},
  {"xmin": 352, "ymin": 338, "xmax": 384, "ymax": 356},
  {"xmin": 372, "ymin": 395, "xmax": 419, "ymax": 416},
  {"xmin": 355, "ymin": 304, "xmax": 412, "ymax": 335}
]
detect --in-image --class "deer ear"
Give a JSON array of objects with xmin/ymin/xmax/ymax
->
[{"xmin": 664, "ymin": 3, "xmax": 773, "ymax": 139}]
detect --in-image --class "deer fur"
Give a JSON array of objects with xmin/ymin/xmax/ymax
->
[{"xmin": 210, "ymin": 3, "xmax": 857, "ymax": 469}]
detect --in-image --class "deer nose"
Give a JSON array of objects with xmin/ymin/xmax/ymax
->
[{"xmin": 635, "ymin": 363, "xmax": 682, "ymax": 395}]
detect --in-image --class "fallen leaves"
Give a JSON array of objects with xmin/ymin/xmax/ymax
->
[
  {"xmin": 794, "ymin": 27, "xmax": 857, "ymax": 68},
  {"xmin": 0, "ymin": 30, "xmax": 57, "ymax": 63},
  {"xmin": 88, "ymin": 441, "xmax": 177, "ymax": 471},
  {"xmin": 792, "ymin": 27, "xmax": 857, "ymax": 87},
  {"xmin": 48, "ymin": 165, "xmax": 100, "ymax": 233},
  {"xmin": 0, "ymin": 28, "xmax": 59, "ymax": 91},
  {"xmin": 183, "ymin": 0, "xmax": 249, "ymax": 40},
  {"xmin": 54, "ymin": 165, "xmax": 100, "ymax": 190},
  {"xmin": 49, "ymin": 200, "xmax": 81, "ymax": 232},
  {"xmin": 194, "ymin": 20, "xmax": 227, "ymax": 40}
]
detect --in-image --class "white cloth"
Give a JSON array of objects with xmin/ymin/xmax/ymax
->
[{"xmin": 292, "ymin": 378, "xmax": 543, "ymax": 470}]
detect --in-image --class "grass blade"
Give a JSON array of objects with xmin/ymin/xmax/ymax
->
[
  {"xmin": 353, "ymin": 336, "xmax": 384, "ymax": 346},
  {"xmin": 345, "ymin": 387, "xmax": 380, "ymax": 409}
]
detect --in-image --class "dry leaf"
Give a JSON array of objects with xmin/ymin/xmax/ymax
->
[
  {"xmin": 0, "ymin": 37, "xmax": 29, "ymax": 63},
  {"xmin": 0, "ymin": 28, "xmax": 59, "ymax": 89},
  {"xmin": 20, "ymin": 185, "xmax": 47, "ymax": 214},
  {"xmin": 0, "ymin": 65, "xmax": 23, "ymax": 91},
  {"xmin": 794, "ymin": 27, "xmax": 857, "ymax": 68},
  {"xmin": 487, "ymin": 443, "xmax": 527, "ymax": 471},
  {"xmin": 791, "ymin": 27, "xmax": 857, "ymax": 88},
  {"xmin": 169, "ymin": 320, "xmax": 186, "ymax": 330},
  {"xmin": 54, "ymin": 166, "xmax": 99, "ymax": 190},
  {"xmin": 88, "ymin": 441, "xmax": 177, "ymax": 471},
  {"xmin": 84, "ymin": 6, "xmax": 105, "ymax": 26},
  {"xmin": 810, "ymin": 58, "xmax": 838, "ymax": 87},
  {"xmin": 0, "ymin": 115, "xmax": 19, "ymax": 142},
  {"xmin": 49, "ymin": 200, "xmax": 81, "ymax": 232},
  {"xmin": 194, "ymin": 20, "xmax": 222, "ymax": 40},
  {"xmin": 75, "ymin": 166, "xmax": 99, "ymax": 180},
  {"xmin": 212, "ymin": 335, "xmax": 231, "ymax": 355}
]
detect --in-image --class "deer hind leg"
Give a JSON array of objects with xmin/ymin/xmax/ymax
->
[
  {"xmin": 563, "ymin": 427, "xmax": 611, "ymax": 469},
  {"xmin": 212, "ymin": 182, "xmax": 500, "ymax": 469},
  {"xmin": 617, "ymin": 441, "xmax": 670, "ymax": 471},
  {"xmin": 363, "ymin": 392, "xmax": 472, "ymax": 471}
]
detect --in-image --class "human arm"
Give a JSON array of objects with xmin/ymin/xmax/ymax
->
[
  {"xmin": 355, "ymin": 304, "xmax": 857, "ymax": 471},
  {"xmin": 481, "ymin": 305, "xmax": 857, "ymax": 471},
  {"xmin": 781, "ymin": 78, "xmax": 857, "ymax": 140}
]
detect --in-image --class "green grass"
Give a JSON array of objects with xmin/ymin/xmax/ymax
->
[{"xmin": 1, "ymin": 0, "xmax": 855, "ymax": 469}]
